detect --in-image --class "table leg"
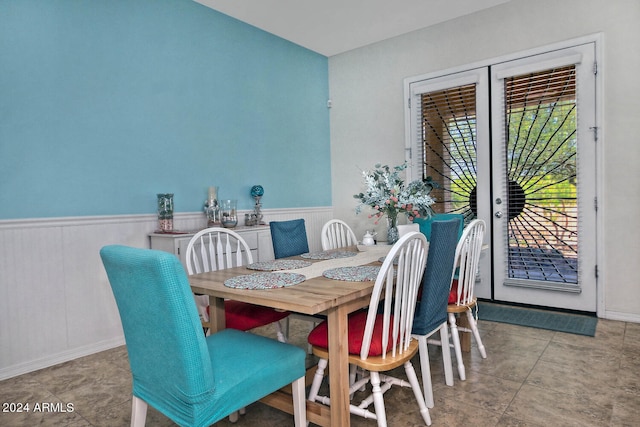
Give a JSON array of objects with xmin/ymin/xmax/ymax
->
[
  {"xmin": 208, "ymin": 295, "xmax": 226, "ymax": 333},
  {"xmin": 327, "ymin": 305, "xmax": 350, "ymax": 427}
]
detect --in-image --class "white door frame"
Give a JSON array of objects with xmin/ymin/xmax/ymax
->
[
  {"xmin": 490, "ymin": 42, "xmax": 598, "ymax": 312},
  {"xmin": 404, "ymin": 33, "xmax": 604, "ymax": 315}
]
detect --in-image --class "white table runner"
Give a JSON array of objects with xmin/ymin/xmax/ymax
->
[{"xmin": 280, "ymin": 245, "xmax": 392, "ymax": 279}]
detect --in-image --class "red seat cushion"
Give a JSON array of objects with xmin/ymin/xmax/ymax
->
[
  {"xmin": 307, "ymin": 310, "xmax": 393, "ymax": 357},
  {"xmin": 448, "ymin": 279, "xmax": 459, "ymax": 304},
  {"xmin": 206, "ymin": 301, "xmax": 289, "ymax": 331}
]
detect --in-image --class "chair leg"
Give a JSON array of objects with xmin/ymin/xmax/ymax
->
[
  {"xmin": 349, "ymin": 364, "xmax": 358, "ymax": 388},
  {"xmin": 130, "ymin": 396, "xmax": 148, "ymax": 427},
  {"xmin": 439, "ymin": 323, "xmax": 454, "ymax": 387},
  {"xmin": 284, "ymin": 317, "xmax": 290, "ymax": 339},
  {"xmin": 291, "ymin": 376, "xmax": 307, "ymax": 427},
  {"xmin": 448, "ymin": 312, "xmax": 466, "ymax": 381},
  {"xmin": 369, "ymin": 371, "xmax": 388, "ymax": 427},
  {"xmin": 275, "ymin": 320, "xmax": 288, "ymax": 343},
  {"xmin": 308, "ymin": 358, "xmax": 328, "ymax": 402},
  {"xmin": 404, "ymin": 361, "xmax": 432, "ymax": 426},
  {"xmin": 466, "ymin": 309, "xmax": 487, "ymax": 358},
  {"xmin": 307, "ymin": 321, "xmax": 316, "ymax": 354},
  {"xmin": 353, "ymin": 365, "xmax": 367, "ymax": 391},
  {"xmin": 228, "ymin": 407, "xmax": 246, "ymax": 422},
  {"xmin": 417, "ymin": 336, "xmax": 434, "ymax": 408}
]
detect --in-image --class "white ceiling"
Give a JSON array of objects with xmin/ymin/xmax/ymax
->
[{"xmin": 194, "ymin": 0, "xmax": 512, "ymax": 57}]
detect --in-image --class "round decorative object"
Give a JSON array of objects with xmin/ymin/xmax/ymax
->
[
  {"xmin": 507, "ymin": 180, "xmax": 526, "ymax": 220},
  {"xmin": 250, "ymin": 185, "xmax": 264, "ymax": 198}
]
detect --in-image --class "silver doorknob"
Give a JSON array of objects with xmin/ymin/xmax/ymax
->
[{"xmin": 495, "ymin": 211, "xmax": 503, "ymax": 218}]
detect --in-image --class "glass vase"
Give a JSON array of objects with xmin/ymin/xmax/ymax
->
[
  {"xmin": 157, "ymin": 193, "xmax": 174, "ymax": 232},
  {"xmin": 205, "ymin": 186, "xmax": 221, "ymax": 226},
  {"xmin": 387, "ymin": 214, "xmax": 399, "ymax": 245},
  {"xmin": 221, "ymin": 199, "xmax": 238, "ymax": 228}
]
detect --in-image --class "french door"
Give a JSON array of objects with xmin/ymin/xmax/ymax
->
[{"xmin": 407, "ymin": 42, "xmax": 598, "ymax": 312}]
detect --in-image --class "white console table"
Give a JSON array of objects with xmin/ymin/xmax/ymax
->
[{"xmin": 149, "ymin": 225, "xmax": 274, "ymax": 267}]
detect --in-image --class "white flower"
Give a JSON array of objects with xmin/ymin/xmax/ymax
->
[{"xmin": 354, "ymin": 163, "xmax": 437, "ymax": 223}]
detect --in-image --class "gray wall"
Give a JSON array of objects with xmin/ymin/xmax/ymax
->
[{"xmin": 328, "ymin": 0, "xmax": 640, "ymax": 320}]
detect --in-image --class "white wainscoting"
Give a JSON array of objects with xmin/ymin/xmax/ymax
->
[{"xmin": 0, "ymin": 207, "xmax": 333, "ymax": 380}]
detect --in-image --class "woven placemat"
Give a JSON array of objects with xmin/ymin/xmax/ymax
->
[
  {"xmin": 322, "ymin": 266, "xmax": 380, "ymax": 282},
  {"xmin": 301, "ymin": 250, "xmax": 358, "ymax": 260},
  {"xmin": 224, "ymin": 272, "xmax": 306, "ymax": 289},
  {"xmin": 246, "ymin": 259, "xmax": 312, "ymax": 271}
]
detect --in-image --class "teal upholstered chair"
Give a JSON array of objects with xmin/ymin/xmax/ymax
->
[
  {"xmin": 411, "ymin": 218, "xmax": 461, "ymax": 408},
  {"xmin": 413, "ymin": 213, "xmax": 464, "ymax": 241},
  {"xmin": 100, "ymin": 245, "xmax": 307, "ymax": 427},
  {"xmin": 270, "ymin": 219, "xmax": 310, "ymax": 259}
]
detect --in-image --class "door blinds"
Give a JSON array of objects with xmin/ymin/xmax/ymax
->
[
  {"xmin": 419, "ymin": 83, "xmax": 478, "ymax": 221},
  {"xmin": 500, "ymin": 65, "xmax": 579, "ymax": 284}
]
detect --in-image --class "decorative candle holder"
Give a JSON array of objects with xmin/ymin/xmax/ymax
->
[
  {"xmin": 157, "ymin": 193, "xmax": 174, "ymax": 232},
  {"xmin": 221, "ymin": 199, "xmax": 238, "ymax": 228},
  {"xmin": 204, "ymin": 186, "xmax": 221, "ymax": 226},
  {"xmin": 245, "ymin": 185, "xmax": 265, "ymax": 226}
]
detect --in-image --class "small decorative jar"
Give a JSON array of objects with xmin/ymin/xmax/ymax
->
[
  {"xmin": 362, "ymin": 231, "xmax": 376, "ymax": 246},
  {"xmin": 157, "ymin": 193, "xmax": 174, "ymax": 232}
]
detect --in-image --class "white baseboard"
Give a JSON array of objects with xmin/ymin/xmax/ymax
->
[
  {"xmin": 0, "ymin": 336, "xmax": 125, "ymax": 381},
  {"xmin": 602, "ymin": 310, "xmax": 640, "ymax": 324}
]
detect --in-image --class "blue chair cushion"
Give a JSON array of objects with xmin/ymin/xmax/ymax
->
[
  {"xmin": 270, "ymin": 219, "xmax": 310, "ymax": 259},
  {"xmin": 413, "ymin": 214, "xmax": 464, "ymax": 241},
  {"xmin": 412, "ymin": 218, "xmax": 461, "ymax": 336},
  {"xmin": 204, "ymin": 329, "xmax": 306, "ymax": 424}
]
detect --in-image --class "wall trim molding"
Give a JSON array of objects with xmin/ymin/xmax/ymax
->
[
  {"xmin": 0, "ymin": 206, "xmax": 334, "ymax": 229},
  {"xmin": 0, "ymin": 214, "xmax": 154, "ymax": 229},
  {"xmin": 0, "ymin": 206, "xmax": 334, "ymax": 380}
]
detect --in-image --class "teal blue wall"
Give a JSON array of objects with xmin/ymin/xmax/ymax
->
[{"xmin": 0, "ymin": 0, "xmax": 330, "ymax": 219}]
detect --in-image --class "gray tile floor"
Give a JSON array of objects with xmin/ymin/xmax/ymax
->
[{"xmin": 2, "ymin": 315, "xmax": 639, "ymax": 426}]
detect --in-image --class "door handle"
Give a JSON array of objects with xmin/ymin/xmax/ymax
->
[{"xmin": 495, "ymin": 211, "xmax": 503, "ymax": 218}]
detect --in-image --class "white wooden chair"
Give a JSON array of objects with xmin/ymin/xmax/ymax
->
[
  {"xmin": 185, "ymin": 227, "xmax": 289, "ymax": 343},
  {"xmin": 441, "ymin": 219, "xmax": 488, "ymax": 380},
  {"xmin": 321, "ymin": 219, "xmax": 358, "ymax": 250},
  {"xmin": 302, "ymin": 219, "xmax": 358, "ymax": 354},
  {"xmin": 307, "ymin": 231, "xmax": 432, "ymax": 426}
]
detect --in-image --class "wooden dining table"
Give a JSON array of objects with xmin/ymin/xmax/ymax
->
[{"xmin": 188, "ymin": 245, "xmax": 392, "ymax": 427}]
